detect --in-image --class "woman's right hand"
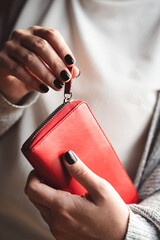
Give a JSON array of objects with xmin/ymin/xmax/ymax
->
[{"xmin": 0, "ymin": 25, "xmax": 79, "ymax": 104}]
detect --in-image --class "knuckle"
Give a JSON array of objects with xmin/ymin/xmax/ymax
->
[
  {"xmin": 44, "ymin": 29, "xmax": 55, "ymax": 39},
  {"xmin": 74, "ymin": 166, "xmax": 89, "ymax": 180},
  {"xmin": 32, "ymin": 38, "xmax": 47, "ymax": 50},
  {"xmin": 29, "ymin": 25, "xmax": 39, "ymax": 31},
  {"xmin": 51, "ymin": 28, "xmax": 59, "ymax": 35},
  {"xmin": 11, "ymin": 64, "xmax": 21, "ymax": 75},
  {"xmin": 51, "ymin": 58, "xmax": 61, "ymax": 70},
  {"xmin": 26, "ymin": 77, "xmax": 37, "ymax": 91},
  {"xmin": 49, "ymin": 29, "xmax": 60, "ymax": 39},
  {"xmin": 95, "ymin": 180, "xmax": 110, "ymax": 199},
  {"xmin": 43, "ymin": 70, "xmax": 53, "ymax": 83},
  {"xmin": 25, "ymin": 180, "xmax": 37, "ymax": 196},
  {"xmin": 43, "ymin": 28, "xmax": 60, "ymax": 42},
  {"xmin": 11, "ymin": 29, "xmax": 23, "ymax": 39},
  {"xmin": 3, "ymin": 40, "xmax": 12, "ymax": 50},
  {"xmin": 22, "ymin": 51, "xmax": 35, "ymax": 63}
]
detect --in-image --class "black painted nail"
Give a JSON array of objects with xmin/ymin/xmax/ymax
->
[
  {"xmin": 39, "ymin": 84, "xmax": 49, "ymax": 93},
  {"xmin": 64, "ymin": 54, "xmax": 75, "ymax": 65},
  {"xmin": 60, "ymin": 70, "xmax": 71, "ymax": 82},
  {"xmin": 65, "ymin": 150, "xmax": 77, "ymax": 165},
  {"xmin": 53, "ymin": 79, "xmax": 64, "ymax": 89}
]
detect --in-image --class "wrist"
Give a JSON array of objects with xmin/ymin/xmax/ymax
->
[
  {"xmin": 0, "ymin": 76, "xmax": 32, "ymax": 104},
  {"xmin": 0, "ymin": 89, "xmax": 30, "ymax": 105}
]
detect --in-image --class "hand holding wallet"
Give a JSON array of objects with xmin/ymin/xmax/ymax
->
[{"xmin": 22, "ymin": 79, "xmax": 139, "ymax": 204}]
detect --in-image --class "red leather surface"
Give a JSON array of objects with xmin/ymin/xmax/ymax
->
[
  {"xmin": 22, "ymin": 101, "xmax": 139, "ymax": 204},
  {"xmin": 30, "ymin": 101, "xmax": 81, "ymax": 149}
]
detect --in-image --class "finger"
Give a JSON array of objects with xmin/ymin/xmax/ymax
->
[
  {"xmin": 63, "ymin": 150, "xmax": 104, "ymax": 201},
  {"xmin": 19, "ymin": 32, "xmax": 72, "ymax": 84},
  {"xmin": 5, "ymin": 41, "xmax": 60, "ymax": 90},
  {"xmin": 25, "ymin": 170, "xmax": 56, "ymax": 207},
  {"xmin": 0, "ymin": 49, "xmax": 49, "ymax": 93},
  {"xmin": 32, "ymin": 27, "xmax": 76, "ymax": 66},
  {"xmin": 29, "ymin": 198, "xmax": 51, "ymax": 224},
  {"xmin": 72, "ymin": 65, "xmax": 81, "ymax": 79},
  {"xmin": 25, "ymin": 170, "xmax": 68, "ymax": 208}
]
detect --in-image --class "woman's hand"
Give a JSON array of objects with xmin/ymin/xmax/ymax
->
[
  {"xmin": 25, "ymin": 150, "xmax": 129, "ymax": 240},
  {"xmin": 0, "ymin": 26, "xmax": 79, "ymax": 104}
]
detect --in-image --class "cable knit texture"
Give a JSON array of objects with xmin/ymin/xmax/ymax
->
[
  {"xmin": 0, "ymin": 92, "xmax": 39, "ymax": 136},
  {"xmin": 1, "ymin": 1, "xmax": 160, "ymax": 239},
  {"xmin": 125, "ymin": 92, "xmax": 160, "ymax": 239}
]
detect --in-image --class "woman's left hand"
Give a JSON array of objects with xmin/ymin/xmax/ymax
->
[{"xmin": 25, "ymin": 150, "xmax": 129, "ymax": 240}]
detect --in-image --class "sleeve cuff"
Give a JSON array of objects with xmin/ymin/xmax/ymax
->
[
  {"xmin": 0, "ymin": 91, "xmax": 40, "ymax": 111},
  {"xmin": 125, "ymin": 208, "xmax": 159, "ymax": 239},
  {"xmin": 0, "ymin": 91, "xmax": 40, "ymax": 136}
]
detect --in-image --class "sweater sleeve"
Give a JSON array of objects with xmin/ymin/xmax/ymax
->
[
  {"xmin": 0, "ymin": 91, "xmax": 39, "ymax": 137},
  {"xmin": 125, "ymin": 164, "xmax": 160, "ymax": 239}
]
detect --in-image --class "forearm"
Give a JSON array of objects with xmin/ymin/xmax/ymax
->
[{"xmin": 0, "ymin": 91, "xmax": 39, "ymax": 137}]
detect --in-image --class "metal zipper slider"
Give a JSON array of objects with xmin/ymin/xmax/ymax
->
[
  {"xmin": 64, "ymin": 92, "xmax": 72, "ymax": 103},
  {"xmin": 64, "ymin": 67, "xmax": 73, "ymax": 103}
]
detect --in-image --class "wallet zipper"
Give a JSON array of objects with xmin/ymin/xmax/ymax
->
[{"xmin": 23, "ymin": 102, "xmax": 68, "ymax": 150}]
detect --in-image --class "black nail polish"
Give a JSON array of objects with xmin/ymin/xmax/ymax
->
[
  {"xmin": 39, "ymin": 84, "xmax": 49, "ymax": 93},
  {"xmin": 53, "ymin": 79, "xmax": 64, "ymax": 89},
  {"xmin": 60, "ymin": 70, "xmax": 71, "ymax": 82},
  {"xmin": 65, "ymin": 150, "xmax": 77, "ymax": 165},
  {"xmin": 64, "ymin": 54, "xmax": 75, "ymax": 65}
]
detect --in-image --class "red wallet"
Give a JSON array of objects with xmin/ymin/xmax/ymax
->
[{"xmin": 22, "ymin": 81, "xmax": 139, "ymax": 204}]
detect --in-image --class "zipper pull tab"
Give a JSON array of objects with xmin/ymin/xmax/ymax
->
[{"xmin": 64, "ymin": 67, "xmax": 73, "ymax": 103}]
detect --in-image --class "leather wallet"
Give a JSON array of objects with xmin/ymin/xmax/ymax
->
[{"xmin": 22, "ymin": 81, "xmax": 139, "ymax": 204}]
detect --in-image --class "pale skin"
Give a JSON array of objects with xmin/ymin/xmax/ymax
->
[
  {"xmin": 0, "ymin": 25, "xmax": 129, "ymax": 239},
  {"xmin": 25, "ymin": 152, "xmax": 129, "ymax": 240},
  {"xmin": 0, "ymin": 25, "xmax": 79, "ymax": 104}
]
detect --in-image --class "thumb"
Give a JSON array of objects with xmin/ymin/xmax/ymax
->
[{"xmin": 63, "ymin": 150, "xmax": 103, "ymax": 200}]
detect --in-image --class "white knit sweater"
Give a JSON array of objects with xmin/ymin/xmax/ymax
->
[{"xmin": 0, "ymin": 0, "xmax": 160, "ymax": 239}]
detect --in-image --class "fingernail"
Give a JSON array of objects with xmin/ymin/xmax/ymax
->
[
  {"xmin": 65, "ymin": 150, "xmax": 77, "ymax": 165},
  {"xmin": 64, "ymin": 54, "xmax": 75, "ymax": 65},
  {"xmin": 53, "ymin": 79, "xmax": 64, "ymax": 89},
  {"xmin": 60, "ymin": 70, "xmax": 71, "ymax": 82},
  {"xmin": 39, "ymin": 84, "xmax": 49, "ymax": 93}
]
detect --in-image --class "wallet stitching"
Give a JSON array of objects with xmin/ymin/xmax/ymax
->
[{"xmin": 32, "ymin": 101, "xmax": 138, "ymax": 193}]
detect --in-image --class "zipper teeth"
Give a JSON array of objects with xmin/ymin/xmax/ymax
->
[{"xmin": 23, "ymin": 102, "xmax": 67, "ymax": 150}]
